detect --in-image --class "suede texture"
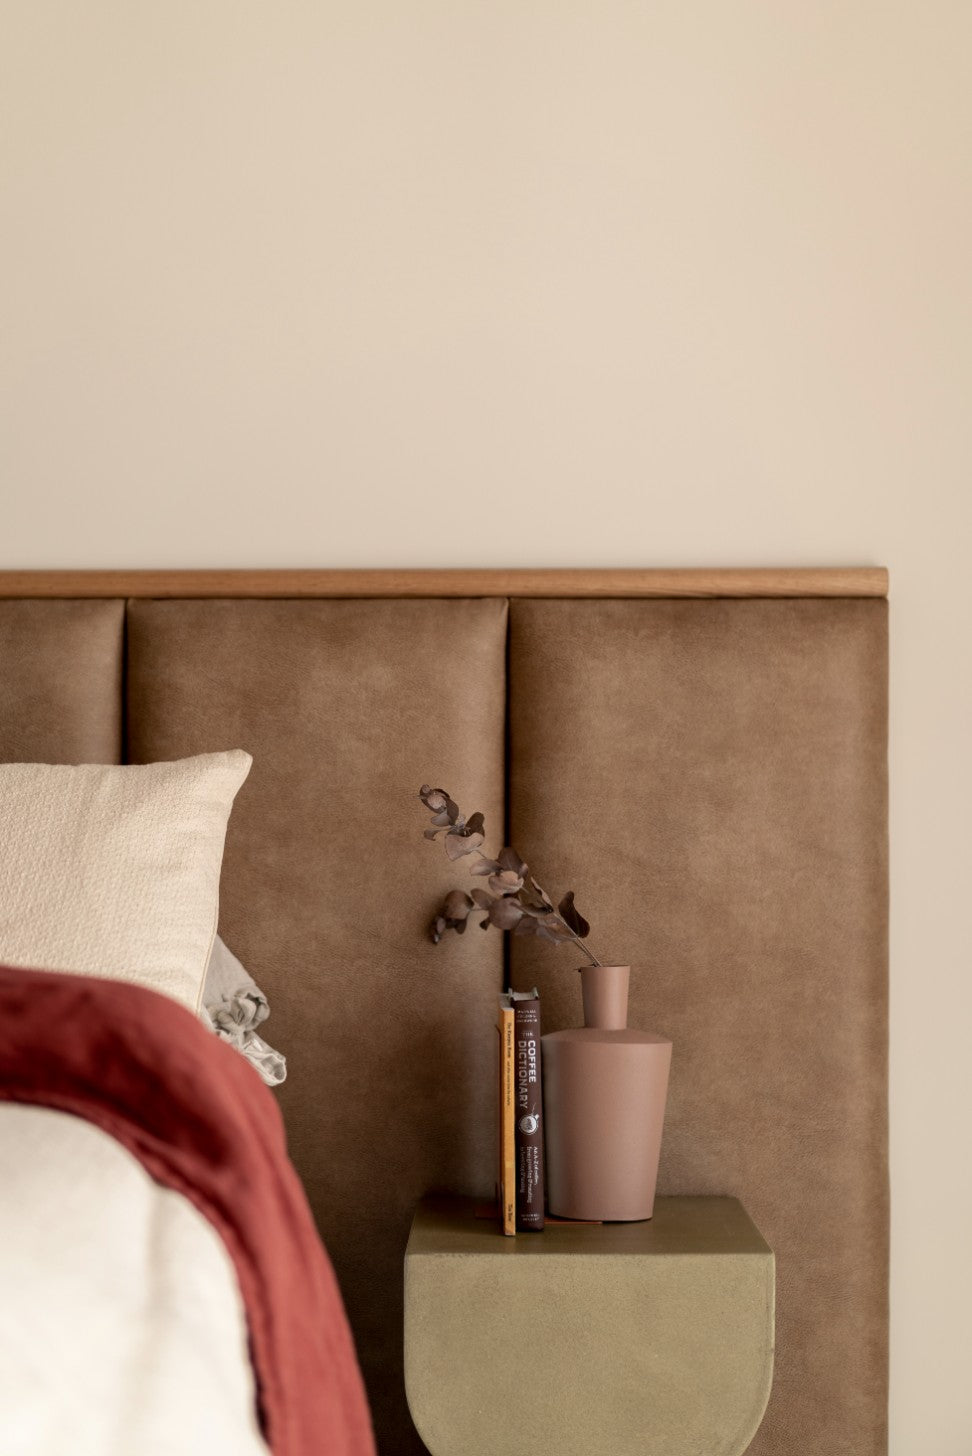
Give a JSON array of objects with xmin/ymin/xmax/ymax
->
[
  {"xmin": 0, "ymin": 593, "xmax": 888, "ymax": 1455},
  {"xmin": 125, "ymin": 598, "xmax": 508, "ymax": 1456},
  {"xmin": 509, "ymin": 598, "xmax": 889, "ymax": 1456},
  {"xmin": 0, "ymin": 599, "xmax": 124, "ymax": 762}
]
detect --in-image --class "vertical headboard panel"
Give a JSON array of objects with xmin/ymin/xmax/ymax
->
[
  {"xmin": 508, "ymin": 597, "xmax": 888, "ymax": 1456},
  {"xmin": 0, "ymin": 600, "xmax": 124, "ymax": 762},
  {"xmin": 125, "ymin": 597, "xmax": 508, "ymax": 1456}
]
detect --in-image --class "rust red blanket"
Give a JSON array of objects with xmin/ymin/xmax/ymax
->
[{"xmin": 0, "ymin": 964, "xmax": 375, "ymax": 1456}]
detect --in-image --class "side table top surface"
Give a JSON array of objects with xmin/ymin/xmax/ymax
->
[{"xmin": 407, "ymin": 1193, "xmax": 772, "ymax": 1258}]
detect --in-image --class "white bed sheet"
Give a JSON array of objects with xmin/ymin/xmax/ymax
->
[{"xmin": 0, "ymin": 1103, "xmax": 269, "ymax": 1456}]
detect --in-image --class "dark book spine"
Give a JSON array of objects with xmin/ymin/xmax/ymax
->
[{"xmin": 514, "ymin": 995, "xmax": 545, "ymax": 1231}]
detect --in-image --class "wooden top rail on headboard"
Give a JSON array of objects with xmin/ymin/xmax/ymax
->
[{"xmin": 0, "ymin": 568, "xmax": 887, "ymax": 598}]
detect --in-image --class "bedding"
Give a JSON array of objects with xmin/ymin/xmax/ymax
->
[
  {"xmin": 0, "ymin": 963, "xmax": 375, "ymax": 1456},
  {"xmin": 1, "ymin": 1102, "xmax": 270, "ymax": 1456},
  {"xmin": 0, "ymin": 751, "xmax": 251, "ymax": 1010},
  {"xmin": 202, "ymin": 935, "xmax": 287, "ymax": 1085}
]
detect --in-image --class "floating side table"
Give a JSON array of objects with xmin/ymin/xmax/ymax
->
[{"xmin": 404, "ymin": 1195, "xmax": 775, "ymax": 1456}]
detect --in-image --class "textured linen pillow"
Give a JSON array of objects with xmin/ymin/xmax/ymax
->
[{"xmin": 0, "ymin": 751, "xmax": 251, "ymax": 1011}]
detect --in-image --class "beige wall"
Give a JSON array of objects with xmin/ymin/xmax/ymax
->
[{"xmin": 2, "ymin": 4, "xmax": 970, "ymax": 1449}]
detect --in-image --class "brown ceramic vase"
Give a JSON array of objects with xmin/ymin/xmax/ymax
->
[{"xmin": 541, "ymin": 965, "xmax": 672, "ymax": 1222}]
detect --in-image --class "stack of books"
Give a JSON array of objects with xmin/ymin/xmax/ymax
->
[{"xmin": 497, "ymin": 989, "xmax": 545, "ymax": 1234}]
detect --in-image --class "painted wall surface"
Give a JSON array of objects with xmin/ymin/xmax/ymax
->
[{"xmin": 1, "ymin": 6, "xmax": 970, "ymax": 1450}]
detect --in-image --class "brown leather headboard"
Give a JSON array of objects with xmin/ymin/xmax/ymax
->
[{"xmin": 0, "ymin": 569, "xmax": 888, "ymax": 1456}]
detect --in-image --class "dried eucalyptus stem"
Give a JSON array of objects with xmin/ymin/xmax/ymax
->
[{"xmin": 419, "ymin": 785, "xmax": 602, "ymax": 967}]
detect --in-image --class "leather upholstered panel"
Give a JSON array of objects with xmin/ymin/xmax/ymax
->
[
  {"xmin": 126, "ymin": 598, "xmax": 507, "ymax": 1456},
  {"xmin": 509, "ymin": 598, "xmax": 888, "ymax": 1456},
  {"xmin": 0, "ymin": 599, "xmax": 124, "ymax": 762}
]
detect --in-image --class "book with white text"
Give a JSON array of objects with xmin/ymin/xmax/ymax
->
[{"xmin": 512, "ymin": 989, "xmax": 545, "ymax": 1231}]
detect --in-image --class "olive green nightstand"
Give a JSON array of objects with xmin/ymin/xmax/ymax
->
[{"xmin": 404, "ymin": 1195, "xmax": 774, "ymax": 1456}]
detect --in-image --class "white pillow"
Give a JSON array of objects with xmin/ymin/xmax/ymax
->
[{"xmin": 0, "ymin": 751, "xmax": 251, "ymax": 1011}]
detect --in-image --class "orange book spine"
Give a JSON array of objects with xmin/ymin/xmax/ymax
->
[{"xmin": 497, "ymin": 999, "xmax": 516, "ymax": 1235}]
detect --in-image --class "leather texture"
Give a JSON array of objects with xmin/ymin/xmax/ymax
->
[
  {"xmin": 125, "ymin": 598, "xmax": 508, "ymax": 1456},
  {"xmin": 509, "ymin": 598, "xmax": 888, "ymax": 1456},
  {"xmin": 0, "ymin": 599, "xmax": 123, "ymax": 762}
]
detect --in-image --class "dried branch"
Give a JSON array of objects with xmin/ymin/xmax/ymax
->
[{"xmin": 418, "ymin": 785, "xmax": 601, "ymax": 966}]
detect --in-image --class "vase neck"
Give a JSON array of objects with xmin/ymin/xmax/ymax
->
[{"xmin": 580, "ymin": 965, "xmax": 630, "ymax": 1030}]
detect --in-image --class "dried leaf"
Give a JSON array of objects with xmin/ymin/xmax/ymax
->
[
  {"xmin": 430, "ymin": 915, "xmax": 448, "ymax": 944},
  {"xmin": 468, "ymin": 855, "xmax": 500, "ymax": 877},
  {"xmin": 420, "ymin": 785, "xmax": 462, "ymax": 830},
  {"xmin": 530, "ymin": 876, "xmax": 554, "ymax": 908},
  {"xmin": 488, "ymin": 869, "xmax": 524, "ymax": 897},
  {"xmin": 442, "ymin": 889, "xmax": 473, "ymax": 920},
  {"xmin": 498, "ymin": 846, "xmax": 528, "ymax": 876},
  {"xmin": 420, "ymin": 785, "xmax": 460, "ymax": 824},
  {"xmin": 423, "ymin": 827, "xmax": 441, "ymax": 840},
  {"xmin": 465, "ymin": 811, "xmax": 485, "ymax": 835},
  {"xmin": 445, "ymin": 830, "xmax": 484, "ymax": 860},
  {"xmin": 470, "ymin": 888, "xmax": 493, "ymax": 910},
  {"xmin": 558, "ymin": 890, "xmax": 591, "ymax": 938},
  {"xmin": 488, "ymin": 897, "xmax": 523, "ymax": 931}
]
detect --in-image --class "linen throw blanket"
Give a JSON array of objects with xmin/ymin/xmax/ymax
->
[{"xmin": 0, "ymin": 964, "xmax": 375, "ymax": 1456}]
